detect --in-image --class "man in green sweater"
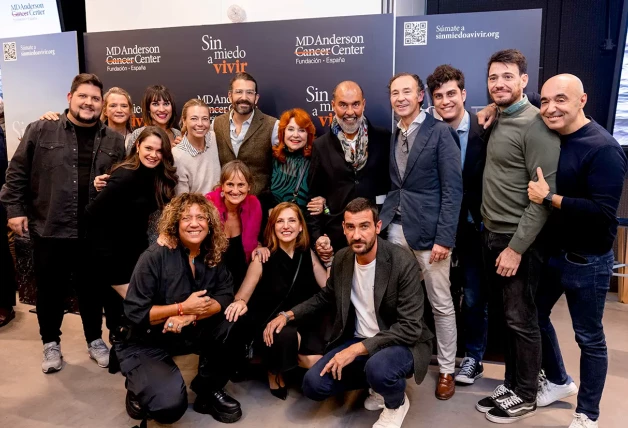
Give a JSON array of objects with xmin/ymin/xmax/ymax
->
[{"xmin": 475, "ymin": 49, "xmax": 561, "ymax": 424}]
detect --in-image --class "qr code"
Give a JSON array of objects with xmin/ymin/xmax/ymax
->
[
  {"xmin": 404, "ymin": 21, "xmax": 428, "ymax": 46},
  {"xmin": 3, "ymin": 42, "xmax": 17, "ymax": 61}
]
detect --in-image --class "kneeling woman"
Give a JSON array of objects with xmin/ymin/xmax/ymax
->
[
  {"xmin": 116, "ymin": 193, "xmax": 242, "ymax": 425},
  {"xmin": 224, "ymin": 202, "xmax": 329, "ymax": 399}
]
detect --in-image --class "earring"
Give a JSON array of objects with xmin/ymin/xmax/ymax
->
[{"xmin": 220, "ymin": 191, "xmax": 224, "ymax": 197}]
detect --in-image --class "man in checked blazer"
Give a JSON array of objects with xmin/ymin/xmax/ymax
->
[{"xmin": 264, "ymin": 197, "xmax": 433, "ymax": 428}]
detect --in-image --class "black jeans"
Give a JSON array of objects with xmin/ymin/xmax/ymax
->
[
  {"xmin": 482, "ymin": 230, "xmax": 542, "ymax": 403},
  {"xmin": 32, "ymin": 237, "xmax": 104, "ymax": 344},
  {"xmin": 0, "ymin": 207, "xmax": 17, "ymax": 309},
  {"xmin": 114, "ymin": 316, "xmax": 234, "ymax": 424}
]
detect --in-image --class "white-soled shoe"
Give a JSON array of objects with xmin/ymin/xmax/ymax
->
[
  {"xmin": 42, "ymin": 342, "xmax": 63, "ymax": 373},
  {"xmin": 88, "ymin": 338, "xmax": 110, "ymax": 368},
  {"xmin": 537, "ymin": 378, "xmax": 578, "ymax": 407},
  {"xmin": 569, "ymin": 413, "xmax": 598, "ymax": 428},
  {"xmin": 372, "ymin": 394, "xmax": 409, "ymax": 428},
  {"xmin": 365, "ymin": 388, "xmax": 385, "ymax": 411}
]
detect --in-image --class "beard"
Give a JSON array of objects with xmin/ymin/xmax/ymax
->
[
  {"xmin": 70, "ymin": 106, "xmax": 99, "ymax": 124},
  {"xmin": 349, "ymin": 236, "xmax": 376, "ymax": 255},
  {"xmin": 233, "ymin": 99, "xmax": 254, "ymax": 115},
  {"xmin": 337, "ymin": 114, "xmax": 362, "ymax": 135},
  {"xmin": 491, "ymin": 86, "xmax": 523, "ymax": 108}
]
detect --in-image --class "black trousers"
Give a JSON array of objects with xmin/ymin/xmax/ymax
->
[
  {"xmin": 482, "ymin": 230, "xmax": 542, "ymax": 403},
  {"xmin": 0, "ymin": 207, "xmax": 17, "ymax": 309},
  {"xmin": 32, "ymin": 237, "xmax": 106, "ymax": 344},
  {"xmin": 114, "ymin": 316, "xmax": 234, "ymax": 425}
]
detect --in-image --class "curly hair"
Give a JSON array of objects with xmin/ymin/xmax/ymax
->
[
  {"xmin": 426, "ymin": 65, "xmax": 465, "ymax": 96},
  {"xmin": 264, "ymin": 202, "xmax": 310, "ymax": 254},
  {"xmin": 273, "ymin": 108, "xmax": 315, "ymax": 163},
  {"xmin": 157, "ymin": 193, "xmax": 228, "ymax": 267}
]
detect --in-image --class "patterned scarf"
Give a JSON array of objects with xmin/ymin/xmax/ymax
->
[{"xmin": 331, "ymin": 115, "xmax": 369, "ymax": 171}]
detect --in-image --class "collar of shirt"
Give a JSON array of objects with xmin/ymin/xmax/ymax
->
[
  {"xmin": 397, "ymin": 109, "xmax": 426, "ymax": 135},
  {"xmin": 177, "ymin": 133, "xmax": 210, "ymax": 157},
  {"xmin": 456, "ymin": 110, "xmax": 470, "ymax": 134},
  {"xmin": 229, "ymin": 108, "xmax": 255, "ymax": 127},
  {"xmin": 502, "ymin": 94, "xmax": 528, "ymax": 116}
]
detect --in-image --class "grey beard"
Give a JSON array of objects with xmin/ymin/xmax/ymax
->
[{"xmin": 337, "ymin": 115, "xmax": 363, "ymax": 135}]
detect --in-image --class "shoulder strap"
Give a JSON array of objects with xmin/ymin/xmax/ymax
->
[{"xmin": 263, "ymin": 252, "xmax": 303, "ymax": 324}]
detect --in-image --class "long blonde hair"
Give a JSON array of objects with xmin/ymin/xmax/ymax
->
[
  {"xmin": 101, "ymin": 87, "xmax": 134, "ymax": 133},
  {"xmin": 179, "ymin": 98, "xmax": 210, "ymax": 136}
]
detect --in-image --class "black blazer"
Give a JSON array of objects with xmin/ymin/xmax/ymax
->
[
  {"xmin": 380, "ymin": 113, "xmax": 463, "ymax": 250},
  {"xmin": 306, "ymin": 119, "xmax": 391, "ymax": 252},
  {"xmin": 291, "ymin": 237, "xmax": 434, "ymax": 384},
  {"xmin": 460, "ymin": 111, "xmax": 488, "ymax": 230}
]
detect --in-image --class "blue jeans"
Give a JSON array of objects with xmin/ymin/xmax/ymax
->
[
  {"xmin": 302, "ymin": 338, "xmax": 414, "ymax": 409},
  {"xmin": 537, "ymin": 250, "xmax": 613, "ymax": 421},
  {"xmin": 457, "ymin": 223, "xmax": 488, "ymax": 362}
]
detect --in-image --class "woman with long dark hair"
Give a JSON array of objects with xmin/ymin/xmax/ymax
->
[
  {"xmin": 125, "ymin": 85, "xmax": 181, "ymax": 152},
  {"xmin": 87, "ymin": 126, "xmax": 177, "ymax": 369}
]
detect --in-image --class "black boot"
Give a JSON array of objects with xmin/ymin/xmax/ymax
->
[
  {"xmin": 193, "ymin": 389, "xmax": 242, "ymax": 423},
  {"xmin": 125, "ymin": 390, "xmax": 147, "ymax": 420}
]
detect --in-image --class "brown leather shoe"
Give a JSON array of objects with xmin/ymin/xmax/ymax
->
[
  {"xmin": 435, "ymin": 373, "xmax": 455, "ymax": 400},
  {"xmin": 0, "ymin": 307, "xmax": 15, "ymax": 328}
]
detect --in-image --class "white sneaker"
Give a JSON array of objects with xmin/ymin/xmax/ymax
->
[
  {"xmin": 372, "ymin": 394, "xmax": 410, "ymax": 428},
  {"xmin": 537, "ymin": 378, "xmax": 578, "ymax": 407},
  {"xmin": 365, "ymin": 388, "xmax": 385, "ymax": 411},
  {"xmin": 42, "ymin": 342, "xmax": 63, "ymax": 373},
  {"xmin": 88, "ymin": 338, "xmax": 110, "ymax": 368},
  {"xmin": 569, "ymin": 413, "xmax": 598, "ymax": 428}
]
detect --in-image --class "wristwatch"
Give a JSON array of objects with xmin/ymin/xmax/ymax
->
[
  {"xmin": 543, "ymin": 191, "xmax": 554, "ymax": 208},
  {"xmin": 279, "ymin": 311, "xmax": 291, "ymax": 323}
]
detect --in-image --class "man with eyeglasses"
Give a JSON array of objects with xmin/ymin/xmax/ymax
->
[
  {"xmin": 380, "ymin": 72, "xmax": 462, "ymax": 400},
  {"xmin": 212, "ymin": 72, "xmax": 278, "ymax": 213}
]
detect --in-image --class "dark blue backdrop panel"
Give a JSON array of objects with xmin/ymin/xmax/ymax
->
[
  {"xmin": 84, "ymin": 14, "xmax": 394, "ymax": 136},
  {"xmin": 395, "ymin": 9, "xmax": 542, "ymax": 113}
]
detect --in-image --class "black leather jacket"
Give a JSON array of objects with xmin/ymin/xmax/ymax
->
[{"xmin": 0, "ymin": 111, "xmax": 125, "ymax": 238}]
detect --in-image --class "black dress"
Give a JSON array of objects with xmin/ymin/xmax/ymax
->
[
  {"xmin": 86, "ymin": 164, "xmax": 158, "ymax": 285},
  {"xmin": 247, "ymin": 248, "xmax": 327, "ymax": 373},
  {"xmin": 223, "ymin": 235, "xmax": 247, "ymax": 292}
]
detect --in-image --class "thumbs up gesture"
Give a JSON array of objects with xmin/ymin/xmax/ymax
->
[{"xmin": 528, "ymin": 167, "xmax": 551, "ymax": 204}]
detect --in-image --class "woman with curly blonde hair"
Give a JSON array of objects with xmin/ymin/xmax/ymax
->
[{"xmin": 115, "ymin": 193, "xmax": 243, "ymax": 425}]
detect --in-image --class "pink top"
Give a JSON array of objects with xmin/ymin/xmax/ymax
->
[{"xmin": 205, "ymin": 188, "xmax": 262, "ymax": 263}]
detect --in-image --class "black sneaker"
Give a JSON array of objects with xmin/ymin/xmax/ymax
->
[
  {"xmin": 125, "ymin": 390, "xmax": 147, "ymax": 420},
  {"xmin": 194, "ymin": 389, "xmax": 242, "ymax": 423},
  {"xmin": 476, "ymin": 384, "xmax": 512, "ymax": 413},
  {"xmin": 455, "ymin": 357, "xmax": 484, "ymax": 385},
  {"xmin": 486, "ymin": 392, "xmax": 537, "ymax": 424}
]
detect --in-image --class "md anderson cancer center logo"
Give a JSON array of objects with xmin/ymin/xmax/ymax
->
[
  {"xmin": 295, "ymin": 34, "xmax": 365, "ymax": 65},
  {"xmin": 105, "ymin": 45, "xmax": 162, "ymax": 72},
  {"xmin": 10, "ymin": 3, "xmax": 47, "ymax": 19}
]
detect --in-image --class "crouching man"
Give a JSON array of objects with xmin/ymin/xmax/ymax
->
[
  {"xmin": 264, "ymin": 197, "xmax": 433, "ymax": 428},
  {"xmin": 115, "ymin": 193, "xmax": 241, "ymax": 424}
]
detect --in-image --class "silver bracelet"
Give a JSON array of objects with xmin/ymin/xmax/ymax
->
[{"xmin": 279, "ymin": 311, "xmax": 291, "ymax": 323}]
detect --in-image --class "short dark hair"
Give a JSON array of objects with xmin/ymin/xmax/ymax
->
[
  {"xmin": 70, "ymin": 73, "xmax": 104, "ymax": 97},
  {"xmin": 488, "ymin": 49, "xmax": 527, "ymax": 75},
  {"xmin": 388, "ymin": 72, "xmax": 424, "ymax": 95},
  {"xmin": 426, "ymin": 65, "xmax": 465, "ymax": 95},
  {"xmin": 344, "ymin": 197, "xmax": 379, "ymax": 224},
  {"xmin": 229, "ymin": 72, "xmax": 258, "ymax": 93}
]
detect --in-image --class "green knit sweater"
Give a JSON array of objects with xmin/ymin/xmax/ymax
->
[{"xmin": 481, "ymin": 100, "xmax": 561, "ymax": 254}]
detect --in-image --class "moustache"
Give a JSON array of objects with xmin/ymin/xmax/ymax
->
[
  {"xmin": 235, "ymin": 100, "xmax": 253, "ymax": 106},
  {"xmin": 350, "ymin": 239, "xmax": 365, "ymax": 245}
]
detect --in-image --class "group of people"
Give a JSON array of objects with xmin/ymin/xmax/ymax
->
[{"xmin": 0, "ymin": 47, "xmax": 625, "ymax": 428}]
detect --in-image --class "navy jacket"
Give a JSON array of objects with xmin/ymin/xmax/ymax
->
[
  {"xmin": 460, "ymin": 111, "xmax": 488, "ymax": 230},
  {"xmin": 381, "ymin": 113, "xmax": 463, "ymax": 250}
]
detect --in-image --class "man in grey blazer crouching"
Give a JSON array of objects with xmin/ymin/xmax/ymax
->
[{"xmin": 264, "ymin": 197, "xmax": 433, "ymax": 428}]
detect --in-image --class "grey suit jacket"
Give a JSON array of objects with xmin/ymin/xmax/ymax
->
[{"xmin": 291, "ymin": 237, "xmax": 434, "ymax": 384}]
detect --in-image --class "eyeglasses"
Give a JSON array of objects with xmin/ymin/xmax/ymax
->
[
  {"xmin": 400, "ymin": 131, "xmax": 409, "ymax": 154},
  {"xmin": 181, "ymin": 215, "xmax": 210, "ymax": 224},
  {"xmin": 231, "ymin": 89, "xmax": 256, "ymax": 97}
]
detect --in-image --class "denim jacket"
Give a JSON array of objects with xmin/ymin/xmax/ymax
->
[{"xmin": 0, "ymin": 111, "xmax": 125, "ymax": 238}]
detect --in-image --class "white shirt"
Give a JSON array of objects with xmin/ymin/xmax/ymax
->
[
  {"xmin": 210, "ymin": 109, "xmax": 279, "ymax": 156},
  {"xmin": 396, "ymin": 109, "xmax": 427, "ymax": 134},
  {"xmin": 350, "ymin": 257, "xmax": 379, "ymax": 338}
]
